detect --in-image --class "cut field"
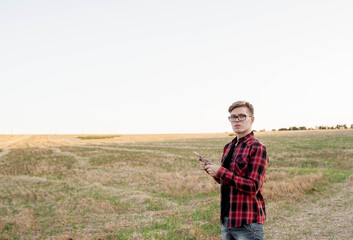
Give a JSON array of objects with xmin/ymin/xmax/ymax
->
[{"xmin": 0, "ymin": 130, "xmax": 352, "ymax": 239}]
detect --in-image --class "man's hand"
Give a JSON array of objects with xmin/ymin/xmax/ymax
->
[
  {"xmin": 199, "ymin": 158, "xmax": 211, "ymax": 170},
  {"xmin": 204, "ymin": 164, "xmax": 220, "ymax": 177},
  {"xmin": 198, "ymin": 158, "xmax": 220, "ymax": 177}
]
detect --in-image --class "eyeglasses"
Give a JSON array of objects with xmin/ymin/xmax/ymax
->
[{"xmin": 228, "ymin": 114, "xmax": 252, "ymax": 122}]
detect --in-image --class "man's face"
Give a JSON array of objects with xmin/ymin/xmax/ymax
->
[{"xmin": 229, "ymin": 106, "xmax": 254, "ymax": 137}]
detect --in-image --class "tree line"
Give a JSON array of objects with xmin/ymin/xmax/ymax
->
[{"xmin": 274, "ymin": 124, "xmax": 353, "ymax": 132}]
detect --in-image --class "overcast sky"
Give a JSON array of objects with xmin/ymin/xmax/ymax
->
[{"xmin": 1, "ymin": 0, "xmax": 352, "ymax": 134}]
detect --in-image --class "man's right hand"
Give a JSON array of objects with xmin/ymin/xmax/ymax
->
[{"xmin": 199, "ymin": 158, "xmax": 212, "ymax": 170}]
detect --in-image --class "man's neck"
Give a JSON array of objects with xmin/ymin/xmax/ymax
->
[{"xmin": 236, "ymin": 130, "xmax": 252, "ymax": 139}]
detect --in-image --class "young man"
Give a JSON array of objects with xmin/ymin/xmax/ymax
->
[{"xmin": 200, "ymin": 101, "xmax": 268, "ymax": 240}]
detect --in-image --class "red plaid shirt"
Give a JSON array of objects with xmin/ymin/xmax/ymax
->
[{"xmin": 215, "ymin": 132, "xmax": 268, "ymax": 228}]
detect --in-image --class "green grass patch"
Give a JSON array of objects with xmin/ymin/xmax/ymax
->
[
  {"xmin": 112, "ymin": 217, "xmax": 196, "ymax": 240},
  {"xmin": 192, "ymin": 201, "xmax": 220, "ymax": 236},
  {"xmin": 78, "ymin": 135, "xmax": 121, "ymax": 140},
  {"xmin": 288, "ymin": 168, "xmax": 352, "ymax": 184},
  {"xmin": 88, "ymin": 150, "xmax": 163, "ymax": 166},
  {"xmin": 0, "ymin": 148, "xmax": 76, "ymax": 176}
]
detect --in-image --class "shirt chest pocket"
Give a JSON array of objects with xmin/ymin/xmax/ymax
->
[{"xmin": 232, "ymin": 157, "xmax": 248, "ymax": 177}]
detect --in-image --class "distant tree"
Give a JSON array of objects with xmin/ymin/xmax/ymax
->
[
  {"xmin": 334, "ymin": 124, "xmax": 348, "ymax": 129},
  {"xmin": 276, "ymin": 124, "xmax": 351, "ymax": 131}
]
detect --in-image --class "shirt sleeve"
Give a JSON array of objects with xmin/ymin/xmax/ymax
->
[
  {"xmin": 213, "ymin": 176, "xmax": 221, "ymax": 184},
  {"xmin": 216, "ymin": 144, "xmax": 268, "ymax": 195}
]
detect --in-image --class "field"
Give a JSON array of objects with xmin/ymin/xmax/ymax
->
[{"xmin": 0, "ymin": 130, "xmax": 352, "ymax": 239}]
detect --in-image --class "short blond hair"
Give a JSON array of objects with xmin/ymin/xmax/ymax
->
[{"xmin": 228, "ymin": 101, "xmax": 254, "ymax": 116}]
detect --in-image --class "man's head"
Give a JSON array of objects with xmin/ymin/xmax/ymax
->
[
  {"xmin": 228, "ymin": 101, "xmax": 254, "ymax": 116},
  {"xmin": 228, "ymin": 101, "xmax": 255, "ymax": 138}
]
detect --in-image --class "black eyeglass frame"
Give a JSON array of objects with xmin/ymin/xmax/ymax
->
[{"xmin": 228, "ymin": 114, "xmax": 253, "ymax": 122}]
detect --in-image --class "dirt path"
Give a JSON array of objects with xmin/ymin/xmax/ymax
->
[
  {"xmin": 0, "ymin": 148, "xmax": 11, "ymax": 158},
  {"xmin": 266, "ymin": 177, "xmax": 353, "ymax": 239}
]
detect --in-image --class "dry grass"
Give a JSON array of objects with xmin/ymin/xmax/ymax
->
[
  {"xmin": 263, "ymin": 172, "xmax": 325, "ymax": 201},
  {"xmin": 0, "ymin": 130, "xmax": 352, "ymax": 239},
  {"xmin": 155, "ymin": 172, "xmax": 219, "ymax": 198},
  {"xmin": 0, "ymin": 133, "xmax": 230, "ymax": 149}
]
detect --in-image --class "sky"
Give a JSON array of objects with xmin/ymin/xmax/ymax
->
[{"xmin": 1, "ymin": 0, "xmax": 352, "ymax": 134}]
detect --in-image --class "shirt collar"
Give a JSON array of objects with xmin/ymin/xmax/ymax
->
[{"xmin": 232, "ymin": 131, "xmax": 254, "ymax": 144}]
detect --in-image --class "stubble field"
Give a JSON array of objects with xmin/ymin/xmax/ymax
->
[{"xmin": 0, "ymin": 130, "xmax": 352, "ymax": 239}]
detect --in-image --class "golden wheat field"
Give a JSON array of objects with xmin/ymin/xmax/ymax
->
[{"xmin": 0, "ymin": 130, "xmax": 352, "ymax": 239}]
